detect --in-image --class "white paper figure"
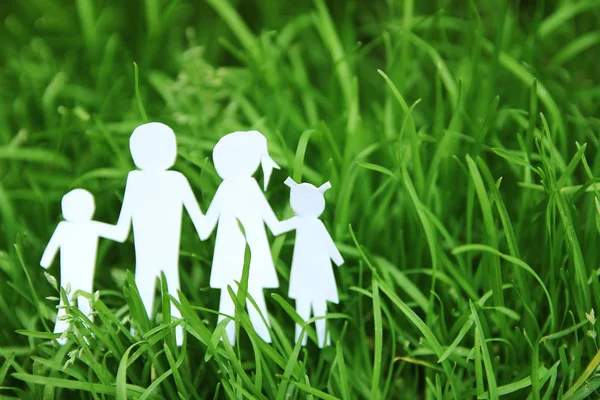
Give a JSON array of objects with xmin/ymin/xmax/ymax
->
[
  {"xmin": 41, "ymin": 189, "xmax": 125, "ymax": 343},
  {"xmin": 201, "ymin": 130, "xmax": 283, "ymax": 344},
  {"xmin": 279, "ymin": 178, "xmax": 344, "ymax": 348},
  {"xmin": 114, "ymin": 122, "xmax": 205, "ymax": 346}
]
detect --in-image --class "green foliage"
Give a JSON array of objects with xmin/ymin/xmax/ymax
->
[{"xmin": 1, "ymin": 0, "xmax": 600, "ymax": 398}]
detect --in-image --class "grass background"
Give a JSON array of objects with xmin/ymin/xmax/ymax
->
[{"xmin": 1, "ymin": 0, "xmax": 600, "ymax": 398}]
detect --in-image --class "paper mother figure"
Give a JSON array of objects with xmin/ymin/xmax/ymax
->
[
  {"xmin": 201, "ymin": 130, "xmax": 284, "ymax": 344},
  {"xmin": 114, "ymin": 122, "xmax": 205, "ymax": 346},
  {"xmin": 279, "ymin": 178, "xmax": 344, "ymax": 348},
  {"xmin": 41, "ymin": 189, "xmax": 125, "ymax": 343}
]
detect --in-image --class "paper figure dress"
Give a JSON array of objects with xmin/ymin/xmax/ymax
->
[
  {"xmin": 279, "ymin": 178, "xmax": 344, "ymax": 348},
  {"xmin": 201, "ymin": 130, "xmax": 283, "ymax": 344},
  {"xmin": 40, "ymin": 189, "xmax": 125, "ymax": 343},
  {"xmin": 114, "ymin": 122, "xmax": 205, "ymax": 346}
]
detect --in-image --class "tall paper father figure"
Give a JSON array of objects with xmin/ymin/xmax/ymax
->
[
  {"xmin": 201, "ymin": 130, "xmax": 283, "ymax": 344},
  {"xmin": 41, "ymin": 189, "xmax": 125, "ymax": 343},
  {"xmin": 279, "ymin": 178, "xmax": 344, "ymax": 348},
  {"xmin": 115, "ymin": 122, "xmax": 205, "ymax": 346}
]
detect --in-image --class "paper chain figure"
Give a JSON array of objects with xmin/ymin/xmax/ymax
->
[
  {"xmin": 40, "ymin": 189, "xmax": 126, "ymax": 344},
  {"xmin": 114, "ymin": 123, "xmax": 204, "ymax": 346},
  {"xmin": 279, "ymin": 178, "xmax": 344, "ymax": 348},
  {"xmin": 41, "ymin": 122, "xmax": 343, "ymax": 348},
  {"xmin": 203, "ymin": 130, "xmax": 285, "ymax": 344}
]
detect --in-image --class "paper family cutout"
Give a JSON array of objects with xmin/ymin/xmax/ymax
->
[
  {"xmin": 114, "ymin": 123, "xmax": 204, "ymax": 345},
  {"xmin": 40, "ymin": 189, "xmax": 126, "ymax": 344},
  {"xmin": 205, "ymin": 131, "xmax": 283, "ymax": 344},
  {"xmin": 280, "ymin": 178, "xmax": 344, "ymax": 348},
  {"xmin": 41, "ymin": 123, "xmax": 343, "ymax": 348}
]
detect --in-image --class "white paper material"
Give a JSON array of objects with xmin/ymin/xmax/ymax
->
[
  {"xmin": 202, "ymin": 130, "xmax": 283, "ymax": 344},
  {"xmin": 114, "ymin": 122, "xmax": 205, "ymax": 346},
  {"xmin": 41, "ymin": 123, "xmax": 345, "ymax": 349},
  {"xmin": 41, "ymin": 189, "xmax": 125, "ymax": 343},
  {"xmin": 279, "ymin": 178, "xmax": 343, "ymax": 347}
]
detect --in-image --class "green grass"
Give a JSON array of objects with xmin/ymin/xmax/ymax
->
[{"xmin": 1, "ymin": 0, "xmax": 600, "ymax": 398}]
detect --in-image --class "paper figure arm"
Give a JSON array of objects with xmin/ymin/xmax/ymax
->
[
  {"xmin": 248, "ymin": 179, "xmax": 285, "ymax": 235},
  {"xmin": 201, "ymin": 185, "xmax": 223, "ymax": 240},
  {"xmin": 92, "ymin": 221, "xmax": 128, "ymax": 243},
  {"xmin": 40, "ymin": 223, "xmax": 64, "ymax": 269},
  {"xmin": 178, "ymin": 175, "xmax": 206, "ymax": 240},
  {"xmin": 275, "ymin": 216, "xmax": 299, "ymax": 234},
  {"xmin": 322, "ymin": 222, "xmax": 344, "ymax": 266},
  {"xmin": 261, "ymin": 197, "xmax": 284, "ymax": 236},
  {"xmin": 114, "ymin": 173, "xmax": 135, "ymax": 241}
]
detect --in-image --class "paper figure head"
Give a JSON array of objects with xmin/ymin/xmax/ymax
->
[
  {"xmin": 62, "ymin": 189, "xmax": 95, "ymax": 222},
  {"xmin": 284, "ymin": 177, "xmax": 331, "ymax": 217},
  {"xmin": 130, "ymin": 122, "xmax": 177, "ymax": 172},
  {"xmin": 213, "ymin": 130, "xmax": 280, "ymax": 190}
]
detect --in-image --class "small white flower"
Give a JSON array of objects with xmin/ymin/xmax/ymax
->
[
  {"xmin": 586, "ymin": 309, "xmax": 596, "ymax": 325},
  {"xmin": 44, "ymin": 272, "xmax": 58, "ymax": 291},
  {"xmin": 586, "ymin": 330, "xmax": 597, "ymax": 340}
]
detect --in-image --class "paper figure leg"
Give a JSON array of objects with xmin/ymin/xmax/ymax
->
[
  {"xmin": 164, "ymin": 269, "xmax": 184, "ymax": 346},
  {"xmin": 295, "ymin": 297, "xmax": 311, "ymax": 346},
  {"xmin": 312, "ymin": 300, "xmax": 328, "ymax": 348},
  {"xmin": 136, "ymin": 271, "xmax": 157, "ymax": 317},
  {"xmin": 76, "ymin": 295, "xmax": 92, "ymax": 321},
  {"xmin": 218, "ymin": 290, "xmax": 236, "ymax": 344},
  {"xmin": 247, "ymin": 288, "xmax": 271, "ymax": 343},
  {"xmin": 130, "ymin": 272, "xmax": 156, "ymax": 339},
  {"xmin": 54, "ymin": 298, "xmax": 69, "ymax": 344},
  {"xmin": 75, "ymin": 283, "xmax": 93, "ymax": 323}
]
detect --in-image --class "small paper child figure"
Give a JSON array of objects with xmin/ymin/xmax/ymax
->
[
  {"xmin": 40, "ymin": 189, "xmax": 125, "ymax": 343},
  {"xmin": 114, "ymin": 122, "xmax": 205, "ymax": 346},
  {"xmin": 280, "ymin": 178, "xmax": 344, "ymax": 348},
  {"xmin": 202, "ymin": 130, "xmax": 284, "ymax": 344}
]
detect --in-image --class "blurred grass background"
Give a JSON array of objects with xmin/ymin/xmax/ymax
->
[{"xmin": 1, "ymin": 0, "xmax": 600, "ymax": 398}]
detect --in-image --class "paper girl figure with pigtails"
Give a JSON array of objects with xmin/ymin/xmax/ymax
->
[
  {"xmin": 279, "ymin": 178, "xmax": 344, "ymax": 348},
  {"xmin": 41, "ymin": 189, "xmax": 126, "ymax": 343},
  {"xmin": 201, "ymin": 130, "xmax": 284, "ymax": 344},
  {"xmin": 114, "ymin": 122, "xmax": 206, "ymax": 346}
]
